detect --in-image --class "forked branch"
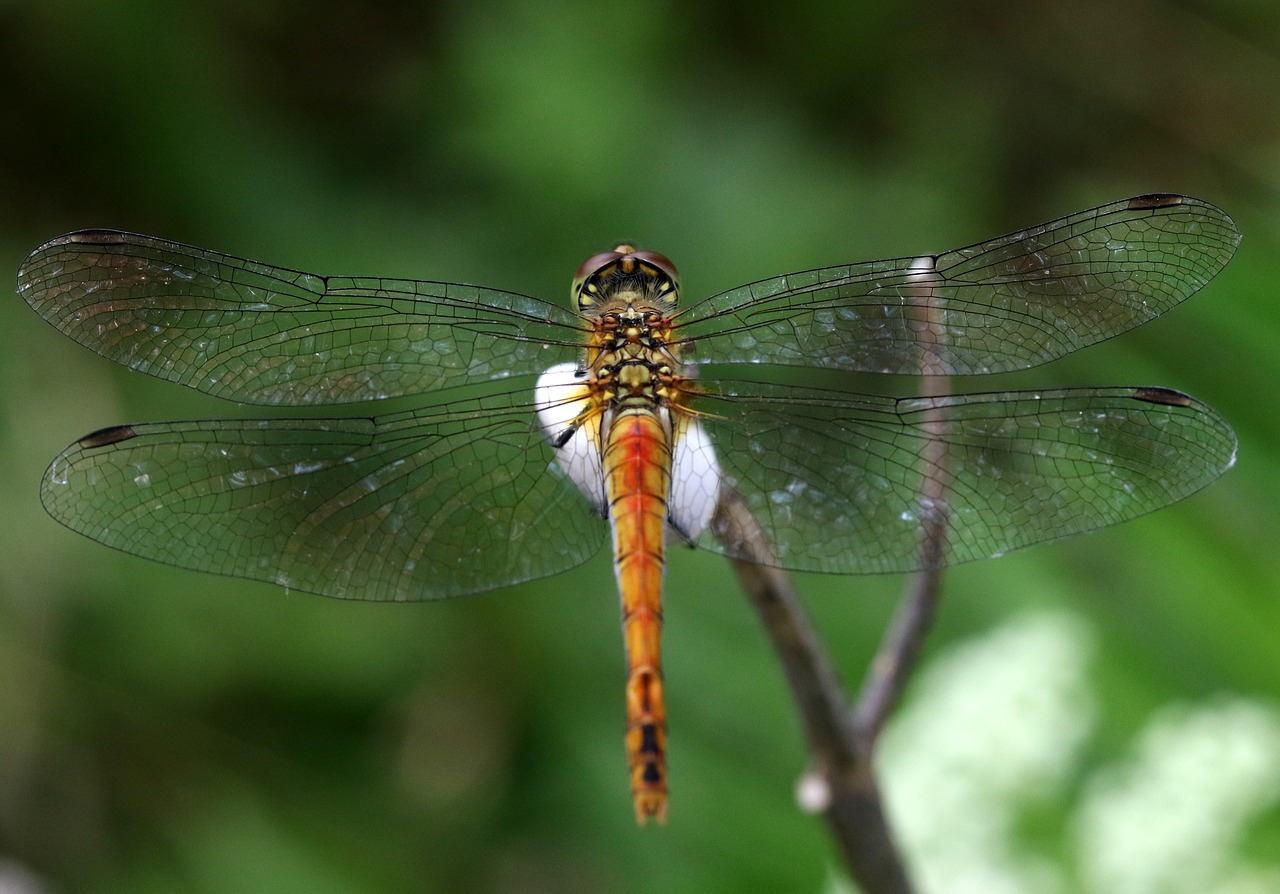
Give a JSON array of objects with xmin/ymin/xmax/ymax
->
[
  {"xmin": 715, "ymin": 488, "xmax": 944, "ymax": 894},
  {"xmin": 716, "ymin": 297, "xmax": 949, "ymax": 890}
]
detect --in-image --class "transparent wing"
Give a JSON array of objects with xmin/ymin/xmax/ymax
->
[
  {"xmin": 40, "ymin": 384, "xmax": 607, "ymax": 600},
  {"xmin": 18, "ymin": 230, "xmax": 587, "ymax": 406},
  {"xmin": 677, "ymin": 194, "xmax": 1240, "ymax": 375},
  {"xmin": 687, "ymin": 381, "xmax": 1236, "ymax": 573}
]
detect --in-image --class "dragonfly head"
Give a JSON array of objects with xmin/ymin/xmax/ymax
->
[{"xmin": 573, "ymin": 245, "xmax": 681, "ymax": 315}]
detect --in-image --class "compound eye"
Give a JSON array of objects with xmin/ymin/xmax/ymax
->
[
  {"xmin": 628, "ymin": 250, "xmax": 679, "ymax": 283},
  {"xmin": 575, "ymin": 250, "xmax": 625, "ymax": 283}
]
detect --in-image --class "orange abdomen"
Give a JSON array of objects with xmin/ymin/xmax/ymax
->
[{"xmin": 603, "ymin": 409, "xmax": 672, "ymax": 824}]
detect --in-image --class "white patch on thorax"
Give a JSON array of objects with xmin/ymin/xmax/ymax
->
[
  {"xmin": 668, "ymin": 411, "xmax": 721, "ymax": 542},
  {"xmin": 535, "ymin": 363, "xmax": 605, "ymax": 513},
  {"xmin": 535, "ymin": 362, "xmax": 722, "ymax": 538}
]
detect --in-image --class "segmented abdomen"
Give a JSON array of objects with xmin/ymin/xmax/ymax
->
[{"xmin": 603, "ymin": 408, "xmax": 672, "ymax": 824}]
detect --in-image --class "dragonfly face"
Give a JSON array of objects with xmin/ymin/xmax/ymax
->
[
  {"xmin": 18, "ymin": 194, "xmax": 1240, "ymax": 824},
  {"xmin": 573, "ymin": 244, "xmax": 682, "ymax": 310},
  {"xmin": 572, "ymin": 245, "xmax": 685, "ymax": 418}
]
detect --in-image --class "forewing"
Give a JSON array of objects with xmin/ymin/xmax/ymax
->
[
  {"xmin": 41, "ymin": 386, "xmax": 607, "ymax": 600},
  {"xmin": 19, "ymin": 230, "xmax": 587, "ymax": 406},
  {"xmin": 678, "ymin": 195, "xmax": 1240, "ymax": 375},
  {"xmin": 687, "ymin": 381, "xmax": 1236, "ymax": 573}
]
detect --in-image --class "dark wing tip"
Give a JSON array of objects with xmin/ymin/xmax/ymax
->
[
  {"xmin": 62, "ymin": 229, "xmax": 131, "ymax": 245},
  {"xmin": 1138, "ymin": 384, "xmax": 1239, "ymax": 466},
  {"xmin": 20, "ymin": 230, "xmax": 131, "ymax": 281},
  {"xmin": 29, "ymin": 229, "xmax": 130, "ymax": 254},
  {"xmin": 1127, "ymin": 193, "xmax": 1186, "ymax": 210},
  {"xmin": 1130, "ymin": 386, "xmax": 1195, "ymax": 408},
  {"xmin": 1124, "ymin": 193, "xmax": 1242, "ymax": 256},
  {"xmin": 78, "ymin": 424, "xmax": 138, "ymax": 449}
]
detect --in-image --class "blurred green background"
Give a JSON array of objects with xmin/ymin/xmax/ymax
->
[{"xmin": 1, "ymin": 1, "xmax": 1278, "ymax": 892}]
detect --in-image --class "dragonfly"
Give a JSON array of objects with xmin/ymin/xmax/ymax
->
[{"xmin": 19, "ymin": 193, "xmax": 1239, "ymax": 824}]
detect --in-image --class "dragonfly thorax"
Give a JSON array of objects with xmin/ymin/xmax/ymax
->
[
  {"xmin": 571, "ymin": 247, "xmax": 685, "ymax": 409},
  {"xmin": 586, "ymin": 316, "xmax": 682, "ymax": 408}
]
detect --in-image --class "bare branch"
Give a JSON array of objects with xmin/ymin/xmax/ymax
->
[
  {"xmin": 851, "ymin": 561, "xmax": 944, "ymax": 745},
  {"xmin": 714, "ymin": 489, "xmax": 915, "ymax": 894},
  {"xmin": 855, "ymin": 256, "xmax": 951, "ymax": 739},
  {"xmin": 713, "ymin": 258, "xmax": 955, "ymax": 892},
  {"xmin": 852, "ymin": 396, "xmax": 948, "ymax": 739}
]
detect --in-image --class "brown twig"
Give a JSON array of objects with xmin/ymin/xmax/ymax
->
[
  {"xmin": 716, "ymin": 489, "xmax": 946, "ymax": 894},
  {"xmin": 715, "ymin": 489, "xmax": 920, "ymax": 894},
  {"xmin": 851, "ymin": 557, "xmax": 945, "ymax": 745},
  {"xmin": 714, "ymin": 256, "xmax": 952, "ymax": 892},
  {"xmin": 854, "ymin": 363, "xmax": 950, "ymax": 743}
]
